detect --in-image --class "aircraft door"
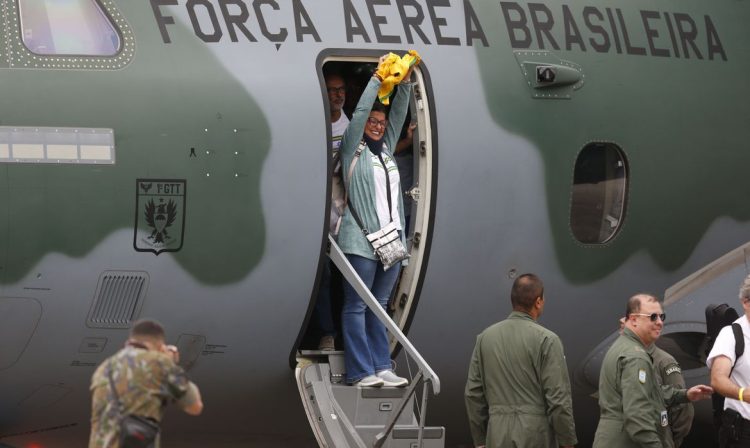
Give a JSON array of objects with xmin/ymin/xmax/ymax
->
[
  {"xmin": 0, "ymin": 164, "xmax": 6, "ymax": 287},
  {"xmin": 293, "ymin": 52, "xmax": 441, "ymax": 448}
]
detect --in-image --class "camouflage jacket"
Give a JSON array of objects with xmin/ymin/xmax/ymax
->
[{"xmin": 89, "ymin": 345, "xmax": 196, "ymax": 448}]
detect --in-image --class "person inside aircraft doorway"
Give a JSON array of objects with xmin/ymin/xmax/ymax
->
[{"xmin": 337, "ymin": 54, "xmax": 416, "ymax": 388}]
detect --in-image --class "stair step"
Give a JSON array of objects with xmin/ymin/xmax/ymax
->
[
  {"xmin": 298, "ymin": 361, "xmax": 444, "ymax": 448},
  {"xmin": 330, "ymin": 382, "xmax": 416, "ymax": 426},
  {"xmin": 299, "ymin": 349, "xmax": 346, "ymax": 357},
  {"xmin": 355, "ymin": 425, "xmax": 446, "ymax": 448},
  {"xmin": 392, "ymin": 426, "xmax": 445, "ymax": 439}
]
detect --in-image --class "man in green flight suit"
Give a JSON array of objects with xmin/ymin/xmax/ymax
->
[
  {"xmin": 465, "ymin": 273, "xmax": 577, "ymax": 448},
  {"xmin": 594, "ymin": 294, "xmax": 711, "ymax": 447},
  {"xmin": 617, "ymin": 316, "xmax": 695, "ymax": 447}
]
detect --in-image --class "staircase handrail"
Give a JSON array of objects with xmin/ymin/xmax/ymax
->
[{"xmin": 327, "ymin": 234, "xmax": 441, "ymax": 394}]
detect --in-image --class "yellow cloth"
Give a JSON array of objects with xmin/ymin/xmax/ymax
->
[{"xmin": 375, "ymin": 50, "xmax": 421, "ymax": 105}]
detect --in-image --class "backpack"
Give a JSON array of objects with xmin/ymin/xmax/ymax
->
[{"xmin": 705, "ymin": 303, "xmax": 744, "ymax": 430}]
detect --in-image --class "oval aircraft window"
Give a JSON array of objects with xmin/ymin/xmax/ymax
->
[
  {"xmin": 18, "ymin": 0, "xmax": 120, "ymax": 56},
  {"xmin": 570, "ymin": 142, "xmax": 628, "ymax": 244}
]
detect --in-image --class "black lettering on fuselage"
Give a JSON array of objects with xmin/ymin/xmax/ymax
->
[
  {"xmin": 705, "ymin": 15, "xmax": 727, "ymax": 61},
  {"xmin": 641, "ymin": 10, "xmax": 669, "ymax": 57},
  {"xmin": 292, "ymin": 0, "xmax": 321, "ymax": 42},
  {"xmin": 218, "ymin": 0, "xmax": 256, "ymax": 42},
  {"xmin": 583, "ymin": 6, "xmax": 610, "ymax": 53},
  {"xmin": 146, "ymin": 0, "xmax": 728, "ymax": 60},
  {"xmin": 674, "ymin": 13, "xmax": 703, "ymax": 59},
  {"xmin": 427, "ymin": 0, "xmax": 460, "ymax": 46},
  {"xmin": 604, "ymin": 8, "xmax": 621, "ymax": 54},
  {"xmin": 463, "ymin": 0, "xmax": 488, "ymax": 47},
  {"xmin": 366, "ymin": 0, "xmax": 401, "ymax": 43},
  {"xmin": 500, "ymin": 2, "xmax": 531, "ymax": 48},
  {"xmin": 157, "ymin": 183, "xmax": 182, "ymax": 194},
  {"xmin": 253, "ymin": 0, "xmax": 287, "ymax": 43},
  {"xmin": 616, "ymin": 8, "xmax": 646, "ymax": 55},
  {"xmin": 663, "ymin": 12, "xmax": 680, "ymax": 58},
  {"xmin": 151, "ymin": 0, "xmax": 178, "ymax": 44},
  {"xmin": 187, "ymin": 0, "xmax": 223, "ymax": 43},
  {"xmin": 562, "ymin": 5, "xmax": 585, "ymax": 51},
  {"xmin": 343, "ymin": 0, "xmax": 372, "ymax": 43},
  {"xmin": 528, "ymin": 3, "xmax": 559, "ymax": 50},
  {"xmin": 397, "ymin": 0, "xmax": 431, "ymax": 44}
]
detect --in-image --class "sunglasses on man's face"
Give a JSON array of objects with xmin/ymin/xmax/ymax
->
[{"xmin": 631, "ymin": 312, "xmax": 666, "ymax": 322}]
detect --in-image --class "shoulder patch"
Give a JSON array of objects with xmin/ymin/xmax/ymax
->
[
  {"xmin": 665, "ymin": 365, "xmax": 681, "ymax": 376},
  {"xmin": 638, "ymin": 369, "xmax": 647, "ymax": 384}
]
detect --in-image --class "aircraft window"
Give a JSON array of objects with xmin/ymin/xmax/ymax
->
[
  {"xmin": 0, "ymin": 126, "xmax": 115, "ymax": 165},
  {"xmin": 570, "ymin": 142, "xmax": 628, "ymax": 244},
  {"xmin": 18, "ymin": 0, "xmax": 120, "ymax": 56}
]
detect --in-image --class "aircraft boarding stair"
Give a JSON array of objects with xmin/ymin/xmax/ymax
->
[{"xmin": 296, "ymin": 237, "xmax": 444, "ymax": 448}]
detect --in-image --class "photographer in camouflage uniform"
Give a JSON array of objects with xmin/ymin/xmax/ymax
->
[{"xmin": 89, "ymin": 319, "xmax": 203, "ymax": 447}]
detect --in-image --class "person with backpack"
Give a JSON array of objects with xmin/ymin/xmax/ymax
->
[{"xmin": 707, "ymin": 274, "xmax": 750, "ymax": 447}]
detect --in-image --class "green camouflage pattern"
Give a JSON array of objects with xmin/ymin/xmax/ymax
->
[{"xmin": 88, "ymin": 346, "xmax": 194, "ymax": 448}]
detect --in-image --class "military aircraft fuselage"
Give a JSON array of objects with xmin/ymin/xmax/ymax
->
[{"xmin": 0, "ymin": 0, "xmax": 748, "ymax": 446}]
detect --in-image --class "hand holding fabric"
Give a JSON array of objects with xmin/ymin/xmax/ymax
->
[{"xmin": 375, "ymin": 50, "xmax": 421, "ymax": 105}]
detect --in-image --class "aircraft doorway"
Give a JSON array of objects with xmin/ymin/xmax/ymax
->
[
  {"xmin": 292, "ymin": 52, "xmax": 441, "ymax": 448},
  {"xmin": 296, "ymin": 52, "xmax": 437, "ymax": 355}
]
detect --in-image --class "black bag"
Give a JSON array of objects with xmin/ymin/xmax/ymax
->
[
  {"xmin": 120, "ymin": 415, "xmax": 160, "ymax": 448},
  {"xmin": 107, "ymin": 364, "xmax": 160, "ymax": 448},
  {"xmin": 705, "ymin": 303, "xmax": 744, "ymax": 432}
]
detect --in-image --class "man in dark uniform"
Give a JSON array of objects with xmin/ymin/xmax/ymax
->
[
  {"xmin": 89, "ymin": 319, "xmax": 203, "ymax": 447},
  {"xmin": 594, "ymin": 294, "xmax": 711, "ymax": 447},
  {"xmin": 465, "ymin": 273, "xmax": 577, "ymax": 448}
]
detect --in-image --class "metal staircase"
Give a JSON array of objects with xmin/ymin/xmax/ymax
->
[{"xmin": 295, "ymin": 236, "xmax": 444, "ymax": 448}]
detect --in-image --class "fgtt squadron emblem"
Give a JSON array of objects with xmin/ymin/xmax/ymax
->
[{"xmin": 134, "ymin": 179, "xmax": 186, "ymax": 255}]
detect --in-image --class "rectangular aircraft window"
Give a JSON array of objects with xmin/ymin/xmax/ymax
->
[
  {"xmin": 18, "ymin": 0, "xmax": 120, "ymax": 56},
  {"xmin": 0, "ymin": 126, "xmax": 115, "ymax": 165}
]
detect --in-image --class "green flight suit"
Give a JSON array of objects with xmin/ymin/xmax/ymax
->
[
  {"xmin": 650, "ymin": 345, "xmax": 694, "ymax": 448},
  {"xmin": 465, "ymin": 311, "xmax": 577, "ymax": 447},
  {"xmin": 593, "ymin": 328, "xmax": 688, "ymax": 448}
]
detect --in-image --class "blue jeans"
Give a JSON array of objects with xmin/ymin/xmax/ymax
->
[
  {"xmin": 342, "ymin": 254, "xmax": 401, "ymax": 383},
  {"xmin": 313, "ymin": 260, "xmax": 336, "ymax": 337}
]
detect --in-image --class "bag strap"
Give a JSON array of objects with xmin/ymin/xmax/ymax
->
[
  {"xmin": 106, "ymin": 361, "xmax": 125, "ymax": 417},
  {"xmin": 345, "ymin": 142, "xmax": 368, "ymax": 235},
  {"xmin": 375, "ymin": 152, "xmax": 395, "ymax": 225},
  {"xmin": 732, "ymin": 323, "xmax": 744, "ymax": 375},
  {"xmin": 345, "ymin": 141, "xmax": 398, "ymax": 237}
]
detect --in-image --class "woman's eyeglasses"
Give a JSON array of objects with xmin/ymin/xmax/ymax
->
[
  {"xmin": 367, "ymin": 117, "xmax": 387, "ymax": 128},
  {"xmin": 631, "ymin": 313, "xmax": 666, "ymax": 322}
]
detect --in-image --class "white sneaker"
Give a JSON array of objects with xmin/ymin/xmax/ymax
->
[
  {"xmin": 356, "ymin": 375, "xmax": 384, "ymax": 387},
  {"xmin": 376, "ymin": 370, "xmax": 408, "ymax": 387},
  {"xmin": 318, "ymin": 335, "xmax": 335, "ymax": 351}
]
